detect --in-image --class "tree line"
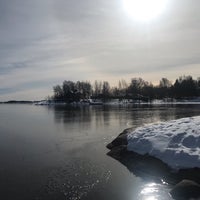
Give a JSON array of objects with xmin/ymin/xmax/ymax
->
[{"xmin": 52, "ymin": 75, "xmax": 200, "ymax": 103}]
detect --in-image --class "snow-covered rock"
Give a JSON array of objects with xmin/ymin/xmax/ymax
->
[{"xmin": 127, "ymin": 116, "xmax": 200, "ymax": 169}]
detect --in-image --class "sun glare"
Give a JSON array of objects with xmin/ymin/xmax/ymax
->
[{"xmin": 123, "ymin": 0, "xmax": 168, "ymax": 22}]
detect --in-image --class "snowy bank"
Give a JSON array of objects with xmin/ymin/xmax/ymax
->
[
  {"xmin": 127, "ymin": 116, "xmax": 200, "ymax": 169},
  {"xmin": 107, "ymin": 116, "xmax": 200, "ymax": 170},
  {"xmin": 107, "ymin": 117, "xmax": 200, "ymax": 199}
]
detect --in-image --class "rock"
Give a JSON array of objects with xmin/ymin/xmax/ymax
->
[
  {"xmin": 107, "ymin": 128, "xmax": 200, "ymax": 188},
  {"xmin": 107, "ymin": 145, "xmax": 127, "ymax": 159},
  {"xmin": 174, "ymin": 168, "xmax": 200, "ymax": 185},
  {"xmin": 170, "ymin": 179, "xmax": 200, "ymax": 200},
  {"xmin": 106, "ymin": 128, "xmax": 134, "ymax": 149}
]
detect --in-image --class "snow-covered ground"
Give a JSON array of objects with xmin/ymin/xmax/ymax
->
[{"xmin": 127, "ymin": 116, "xmax": 200, "ymax": 169}]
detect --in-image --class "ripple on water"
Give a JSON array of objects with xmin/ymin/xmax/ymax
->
[{"xmin": 36, "ymin": 160, "xmax": 112, "ymax": 200}]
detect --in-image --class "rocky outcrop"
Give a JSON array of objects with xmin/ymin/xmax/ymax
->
[
  {"xmin": 107, "ymin": 128, "xmax": 171, "ymax": 182},
  {"xmin": 107, "ymin": 128, "xmax": 200, "ymax": 200}
]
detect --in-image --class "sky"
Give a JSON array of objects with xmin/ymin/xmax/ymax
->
[{"xmin": 0, "ymin": 0, "xmax": 200, "ymax": 101}]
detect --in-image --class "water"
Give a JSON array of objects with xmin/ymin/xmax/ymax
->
[{"xmin": 0, "ymin": 104, "xmax": 199, "ymax": 200}]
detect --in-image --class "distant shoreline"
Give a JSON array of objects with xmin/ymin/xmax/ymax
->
[{"xmin": 1, "ymin": 98, "xmax": 200, "ymax": 105}]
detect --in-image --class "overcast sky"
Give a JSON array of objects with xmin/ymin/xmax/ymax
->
[{"xmin": 0, "ymin": 0, "xmax": 200, "ymax": 101}]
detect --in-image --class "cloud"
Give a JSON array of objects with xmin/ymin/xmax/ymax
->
[
  {"xmin": 0, "ymin": 0, "xmax": 200, "ymax": 100},
  {"xmin": 0, "ymin": 87, "xmax": 52, "ymax": 101}
]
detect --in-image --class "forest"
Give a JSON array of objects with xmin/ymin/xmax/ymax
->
[{"xmin": 52, "ymin": 75, "xmax": 200, "ymax": 103}]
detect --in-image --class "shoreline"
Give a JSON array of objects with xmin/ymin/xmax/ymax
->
[{"xmin": 107, "ymin": 118, "xmax": 200, "ymax": 199}]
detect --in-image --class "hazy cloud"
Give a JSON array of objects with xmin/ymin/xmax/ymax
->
[{"xmin": 0, "ymin": 0, "xmax": 200, "ymax": 100}]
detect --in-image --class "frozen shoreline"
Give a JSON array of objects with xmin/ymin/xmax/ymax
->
[{"xmin": 32, "ymin": 97, "xmax": 200, "ymax": 106}]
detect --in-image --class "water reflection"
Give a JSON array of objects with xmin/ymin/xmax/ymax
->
[
  {"xmin": 49, "ymin": 104, "xmax": 200, "ymax": 131},
  {"xmin": 37, "ymin": 159, "xmax": 113, "ymax": 200},
  {"xmin": 139, "ymin": 182, "xmax": 171, "ymax": 200},
  {"xmin": 140, "ymin": 183, "xmax": 158, "ymax": 200},
  {"xmin": 52, "ymin": 105, "xmax": 92, "ymax": 124},
  {"xmin": 0, "ymin": 104, "xmax": 200, "ymax": 199},
  {"xmin": 106, "ymin": 104, "xmax": 200, "ymax": 200},
  {"xmin": 50, "ymin": 105, "xmax": 114, "ymax": 131}
]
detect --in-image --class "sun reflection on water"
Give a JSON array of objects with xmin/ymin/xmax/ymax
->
[
  {"xmin": 140, "ymin": 183, "xmax": 158, "ymax": 200},
  {"xmin": 141, "ymin": 183, "xmax": 158, "ymax": 195},
  {"xmin": 145, "ymin": 197, "xmax": 157, "ymax": 200},
  {"xmin": 139, "ymin": 182, "xmax": 171, "ymax": 200}
]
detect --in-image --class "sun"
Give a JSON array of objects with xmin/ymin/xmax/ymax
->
[{"xmin": 123, "ymin": 0, "xmax": 168, "ymax": 22}]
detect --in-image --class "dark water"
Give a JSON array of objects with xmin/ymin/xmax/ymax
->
[{"xmin": 0, "ymin": 104, "xmax": 199, "ymax": 200}]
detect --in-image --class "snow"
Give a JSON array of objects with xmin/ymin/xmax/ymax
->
[{"xmin": 127, "ymin": 116, "xmax": 200, "ymax": 169}]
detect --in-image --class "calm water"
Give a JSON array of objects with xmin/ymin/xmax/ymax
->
[{"xmin": 0, "ymin": 104, "xmax": 199, "ymax": 200}]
